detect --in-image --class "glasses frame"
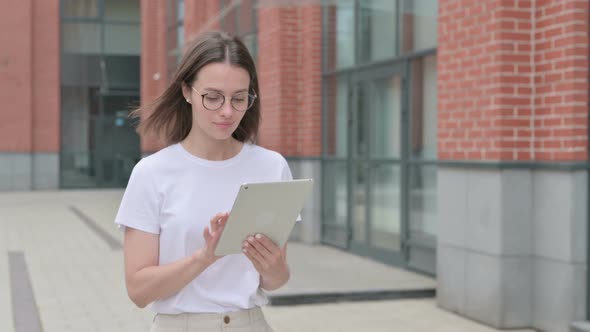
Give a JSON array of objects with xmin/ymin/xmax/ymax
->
[{"xmin": 191, "ymin": 86, "xmax": 257, "ymax": 112}]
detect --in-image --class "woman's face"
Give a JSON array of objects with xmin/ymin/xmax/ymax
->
[{"xmin": 184, "ymin": 62, "xmax": 251, "ymax": 142}]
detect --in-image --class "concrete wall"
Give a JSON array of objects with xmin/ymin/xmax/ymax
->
[
  {"xmin": 0, "ymin": 153, "xmax": 59, "ymax": 190},
  {"xmin": 286, "ymin": 159, "xmax": 322, "ymax": 245},
  {"xmin": 437, "ymin": 167, "xmax": 587, "ymax": 332},
  {"xmin": 0, "ymin": 0, "xmax": 60, "ymax": 191}
]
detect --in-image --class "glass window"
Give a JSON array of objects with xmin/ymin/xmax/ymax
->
[
  {"xmin": 401, "ymin": 0, "xmax": 438, "ymax": 52},
  {"xmin": 102, "ymin": 94, "xmax": 139, "ymax": 116},
  {"xmin": 62, "ymin": 0, "xmax": 99, "ymax": 18},
  {"xmin": 359, "ymin": 0, "xmax": 397, "ymax": 63},
  {"xmin": 104, "ymin": 24, "xmax": 141, "ymax": 55},
  {"xmin": 62, "ymin": 23, "xmax": 101, "ymax": 54},
  {"xmin": 177, "ymin": 0, "xmax": 185, "ymax": 21},
  {"xmin": 103, "ymin": 56, "xmax": 140, "ymax": 89},
  {"xmin": 104, "ymin": 0, "xmax": 140, "ymax": 22},
  {"xmin": 325, "ymin": 77, "xmax": 349, "ymax": 157},
  {"xmin": 60, "ymin": 54, "xmax": 102, "ymax": 86},
  {"xmin": 324, "ymin": 162, "xmax": 349, "ymax": 227},
  {"xmin": 323, "ymin": 0, "xmax": 355, "ymax": 70},
  {"xmin": 409, "ymin": 165, "xmax": 437, "ymax": 242},
  {"xmin": 167, "ymin": 0, "xmax": 185, "ymax": 79},
  {"xmin": 322, "ymin": 161, "xmax": 349, "ymax": 247},
  {"xmin": 410, "ymin": 55, "xmax": 437, "ymax": 159},
  {"xmin": 370, "ymin": 164, "xmax": 402, "ymax": 251},
  {"xmin": 60, "ymin": 86, "xmax": 99, "ymax": 187},
  {"xmin": 177, "ymin": 24, "xmax": 184, "ymax": 55},
  {"xmin": 370, "ymin": 76, "xmax": 402, "ymax": 159}
]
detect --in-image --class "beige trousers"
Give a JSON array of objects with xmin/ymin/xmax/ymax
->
[{"xmin": 149, "ymin": 307, "xmax": 274, "ymax": 332}]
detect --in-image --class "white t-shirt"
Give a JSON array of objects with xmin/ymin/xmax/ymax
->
[{"xmin": 114, "ymin": 142, "xmax": 295, "ymax": 314}]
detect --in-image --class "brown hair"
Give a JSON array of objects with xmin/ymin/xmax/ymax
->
[{"xmin": 132, "ymin": 31, "xmax": 261, "ymax": 145}]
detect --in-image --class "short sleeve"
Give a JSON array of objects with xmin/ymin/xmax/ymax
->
[{"xmin": 114, "ymin": 159, "xmax": 161, "ymax": 234}]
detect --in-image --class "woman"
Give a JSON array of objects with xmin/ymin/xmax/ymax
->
[{"xmin": 115, "ymin": 31, "xmax": 292, "ymax": 332}]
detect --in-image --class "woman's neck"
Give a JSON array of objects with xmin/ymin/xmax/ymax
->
[{"xmin": 180, "ymin": 132, "xmax": 243, "ymax": 161}]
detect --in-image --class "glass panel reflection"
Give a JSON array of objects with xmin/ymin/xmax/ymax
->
[
  {"xmin": 352, "ymin": 162, "xmax": 367, "ymax": 243},
  {"xmin": 323, "ymin": 162, "xmax": 348, "ymax": 227},
  {"xmin": 359, "ymin": 0, "xmax": 397, "ymax": 63},
  {"xmin": 370, "ymin": 76, "xmax": 402, "ymax": 159},
  {"xmin": 409, "ymin": 165, "xmax": 437, "ymax": 243},
  {"xmin": 62, "ymin": 0, "xmax": 99, "ymax": 18},
  {"xmin": 104, "ymin": 24, "xmax": 141, "ymax": 55},
  {"xmin": 401, "ymin": 0, "xmax": 438, "ymax": 52},
  {"xmin": 62, "ymin": 23, "xmax": 101, "ymax": 54},
  {"xmin": 410, "ymin": 55, "xmax": 437, "ymax": 159},
  {"xmin": 370, "ymin": 164, "xmax": 401, "ymax": 251},
  {"xmin": 323, "ymin": 0, "xmax": 355, "ymax": 70},
  {"xmin": 325, "ymin": 77, "xmax": 349, "ymax": 157},
  {"xmin": 104, "ymin": 0, "xmax": 140, "ymax": 21}
]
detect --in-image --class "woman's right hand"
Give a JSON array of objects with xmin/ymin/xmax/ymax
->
[{"xmin": 195, "ymin": 212, "xmax": 229, "ymax": 265}]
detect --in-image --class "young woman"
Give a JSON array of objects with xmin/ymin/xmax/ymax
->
[{"xmin": 115, "ymin": 31, "xmax": 292, "ymax": 332}]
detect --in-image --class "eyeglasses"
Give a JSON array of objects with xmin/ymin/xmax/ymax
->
[{"xmin": 191, "ymin": 86, "xmax": 257, "ymax": 112}]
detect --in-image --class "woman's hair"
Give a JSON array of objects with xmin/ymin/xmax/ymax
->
[{"xmin": 132, "ymin": 31, "xmax": 260, "ymax": 145}]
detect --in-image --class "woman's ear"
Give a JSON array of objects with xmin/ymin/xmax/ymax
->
[{"xmin": 181, "ymin": 82, "xmax": 192, "ymax": 104}]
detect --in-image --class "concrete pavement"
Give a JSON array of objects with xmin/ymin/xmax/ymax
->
[{"xmin": 0, "ymin": 190, "xmax": 535, "ymax": 332}]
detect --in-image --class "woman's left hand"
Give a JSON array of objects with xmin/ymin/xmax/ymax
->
[{"xmin": 242, "ymin": 234, "xmax": 289, "ymax": 290}]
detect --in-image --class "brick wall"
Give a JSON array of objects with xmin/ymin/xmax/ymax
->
[
  {"xmin": 140, "ymin": 0, "xmax": 168, "ymax": 153},
  {"xmin": 33, "ymin": 0, "xmax": 60, "ymax": 153},
  {"xmin": 438, "ymin": 0, "xmax": 589, "ymax": 161},
  {"xmin": 534, "ymin": 0, "xmax": 589, "ymax": 160},
  {"xmin": 258, "ymin": 2, "xmax": 322, "ymax": 156},
  {"xmin": 0, "ymin": 0, "xmax": 60, "ymax": 153},
  {"xmin": 298, "ymin": 5, "xmax": 323, "ymax": 156}
]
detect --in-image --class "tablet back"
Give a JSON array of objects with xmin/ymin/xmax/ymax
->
[{"xmin": 214, "ymin": 179, "xmax": 313, "ymax": 256}]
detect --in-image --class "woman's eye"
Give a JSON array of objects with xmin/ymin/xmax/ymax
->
[{"xmin": 205, "ymin": 95, "xmax": 222, "ymax": 101}]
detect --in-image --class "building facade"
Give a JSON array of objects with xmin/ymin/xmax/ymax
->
[{"xmin": 0, "ymin": 0, "xmax": 588, "ymax": 331}]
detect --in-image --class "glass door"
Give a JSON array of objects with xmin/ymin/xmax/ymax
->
[
  {"xmin": 93, "ymin": 91, "xmax": 141, "ymax": 187},
  {"xmin": 348, "ymin": 65, "xmax": 406, "ymax": 265}
]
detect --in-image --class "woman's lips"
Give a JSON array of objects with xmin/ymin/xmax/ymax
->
[{"xmin": 214, "ymin": 122, "xmax": 233, "ymax": 129}]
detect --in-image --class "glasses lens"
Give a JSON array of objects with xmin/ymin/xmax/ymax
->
[
  {"xmin": 230, "ymin": 93, "xmax": 249, "ymax": 112},
  {"xmin": 203, "ymin": 93, "xmax": 224, "ymax": 110},
  {"xmin": 231, "ymin": 93, "xmax": 256, "ymax": 112}
]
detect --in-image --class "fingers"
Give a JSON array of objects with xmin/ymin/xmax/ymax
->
[
  {"xmin": 204, "ymin": 212, "xmax": 229, "ymax": 247},
  {"xmin": 243, "ymin": 234, "xmax": 282, "ymax": 271},
  {"xmin": 210, "ymin": 212, "xmax": 229, "ymax": 232},
  {"xmin": 243, "ymin": 245, "xmax": 266, "ymax": 270},
  {"xmin": 245, "ymin": 234, "xmax": 274, "ymax": 259},
  {"xmin": 203, "ymin": 226, "xmax": 213, "ymax": 244}
]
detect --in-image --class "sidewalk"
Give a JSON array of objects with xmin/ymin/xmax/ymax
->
[{"xmin": 0, "ymin": 190, "xmax": 535, "ymax": 332}]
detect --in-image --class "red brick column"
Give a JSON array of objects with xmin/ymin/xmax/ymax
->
[
  {"xmin": 32, "ymin": 0, "xmax": 60, "ymax": 153},
  {"xmin": 299, "ymin": 5, "xmax": 322, "ymax": 156},
  {"xmin": 257, "ymin": 4, "xmax": 286, "ymax": 153},
  {"xmin": 0, "ymin": 0, "xmax": 34, "ymax": 152},
  {"xmin": 258, "ymin": 3, "xmax": 322, "ymax": 157},
  {"xmin": 140, "ymin": 0, "xmax": 168, "ymax": 153},
  {"xmin": 533, "ymin": 0, "xmax": 589, "ymax": 160},
  {"xmin": 438, "ymin": 0, "xmax": 589, "ymax": 162}
]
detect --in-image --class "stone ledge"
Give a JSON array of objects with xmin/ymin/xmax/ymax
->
[{"xmin": 571, "ymin": 321, "xmax": 590, "ymax": 332}]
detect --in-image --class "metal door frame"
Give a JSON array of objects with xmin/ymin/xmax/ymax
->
[{"xmin": 347, "ymin": 63, "xmax": 408, "ymax": 266}]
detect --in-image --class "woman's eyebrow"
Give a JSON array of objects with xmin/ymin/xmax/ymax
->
[{"xmin": 202, "ymin": 87, "xmax": 249, "ymax": 94}]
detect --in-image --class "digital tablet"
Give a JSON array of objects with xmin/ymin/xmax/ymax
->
[{"xmin": 214, "ymin": 179, "xmax": 314, "ymax": 256}]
